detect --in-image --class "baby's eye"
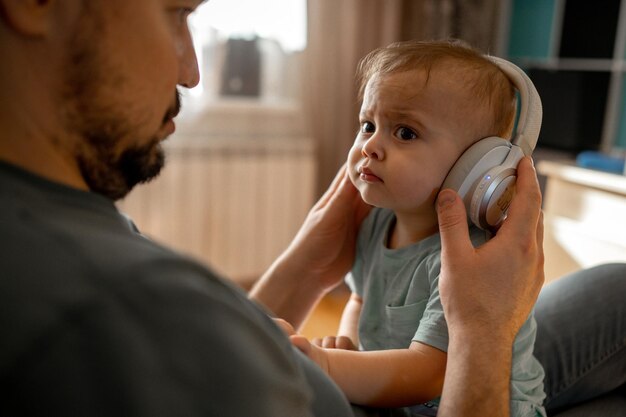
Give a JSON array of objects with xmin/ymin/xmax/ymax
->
[
  {"xmin": 395, "ymin": 126, "xmax": 418, "ymax": 141},
  {"xmin": 361, "ymin": 121, "xmax": 376, "ymax": 134}
]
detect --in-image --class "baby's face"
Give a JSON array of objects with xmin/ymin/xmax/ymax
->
[{"xmin": 347, "ymin": 69, "xmax": 491, "ymax": 218}]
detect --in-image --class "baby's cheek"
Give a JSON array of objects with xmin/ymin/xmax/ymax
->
[
  {"xmin": 347, "ymin": 143, "xmax": 359, "ymax": 161},
  {"xmin": 348, "ymin": 170, "xmax": 360, "ymax": 189},
  {"xmin": 395, "ymin": 179, "xmax": 437, "ymax": 205},
  {"xmin": 346, "ymin": 150, "xmax": 360, "ymax": 182}
]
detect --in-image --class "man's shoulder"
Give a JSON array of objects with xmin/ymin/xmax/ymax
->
[
  {"xmin": 0, "ymin": 184, "xmax": 259, "ymax": 372},
  {"xmin": 0, "ymin": 207, "xmax": 229, "ymax": 335},
  {"xmin": 0, "ymin": 209, "xmax": 315, "ymax": 413},
  {"xmin": 0, "ymin": 235, "xmax": 314, "ymax": 416}
]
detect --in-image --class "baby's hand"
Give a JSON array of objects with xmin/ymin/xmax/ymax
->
[
  {"xmin": 312, "ymin": 335, "xmax": 357, "ymax": 350},
  {"xmin": 290, "ymin": 335, "xmax": 330, "ymax": 374}
]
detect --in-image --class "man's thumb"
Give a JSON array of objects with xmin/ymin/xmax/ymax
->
[
  {"xmin": 437, "ymin": 189, "xmax": 471, "ymax": 253},
  {"xmin": 290, "ymin": 335, "xmax": 311, "ymax": 355}
]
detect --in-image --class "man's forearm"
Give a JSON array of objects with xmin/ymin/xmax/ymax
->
[
  {"xmin": 438, "ymin": 331, "xmax": 513, "ymax": 417},
  {"xmin": 249, "ymin": 254, "xmax": 328, "ymax": 329}
]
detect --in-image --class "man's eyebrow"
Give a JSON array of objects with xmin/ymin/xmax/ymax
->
[
  {"xmin": 189, "ymin": 0, "xmax": 207, "ymax": 12},
  {"xmin": 189, "ymin": 0, "xmax": 207, "ymax": 8}
]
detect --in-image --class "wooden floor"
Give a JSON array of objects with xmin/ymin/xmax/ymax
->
[{"xmin": 300, "ymin": 288, "xmax": 350, "ymax": 339}]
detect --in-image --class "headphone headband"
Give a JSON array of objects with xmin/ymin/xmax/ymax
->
[
  {"xmin": 487, "ymin": 56, "xmax": 542, "ymax": 156},
  {"xmin": 440, "ymin": 55, "xmax": 543, "ymax": 230}
]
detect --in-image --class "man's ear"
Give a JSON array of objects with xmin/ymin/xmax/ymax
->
[{"xmin": 0, "ymin": 0, "xmax": 55, "ymax": 36}]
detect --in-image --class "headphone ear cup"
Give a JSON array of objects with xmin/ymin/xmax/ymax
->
[
  {"xmin": 438, "ymin": 57, "xmax": 541, "ymax": 231},
  {"xmin": 441, "ymin": 137, "xmax": 511, "ymax": 196},
  {"xmin": 440, "ymin": 137, "xmax": 512, "ymax": 228},
  {"xmin": 469, "ymin": 164, "xmax": 517, "ymax": 229}
]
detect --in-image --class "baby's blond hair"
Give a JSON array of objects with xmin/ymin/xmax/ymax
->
[{"xmin": 356, "ymin": 39, "xmax": 516, "ymax": 139}]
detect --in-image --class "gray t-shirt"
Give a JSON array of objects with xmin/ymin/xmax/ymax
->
[
  {"xmin": 0, "ymin": 161, "xmax": 352, "ymax": 417},
  {"xmin": 346, "ymin": 208, "xmax": 546, "ymax": 417}
]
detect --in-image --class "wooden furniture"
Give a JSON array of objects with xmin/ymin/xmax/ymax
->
[{"xmin": 537, "ymin": 160, "xmax": 626, "ymax": 282}]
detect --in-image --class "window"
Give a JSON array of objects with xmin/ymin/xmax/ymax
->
[{"xmin": 185, "ymin": 0, "xmax": 307, "ymax": 105}]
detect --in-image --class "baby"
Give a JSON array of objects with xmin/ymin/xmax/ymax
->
[{"xmin": 291, "ymin": 40, "xmax": 546, "ymax": 417}]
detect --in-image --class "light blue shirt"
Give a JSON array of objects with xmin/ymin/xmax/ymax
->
[{"xmin": 346, "ymin": 208, "xmax": 546, "ymax": 417}]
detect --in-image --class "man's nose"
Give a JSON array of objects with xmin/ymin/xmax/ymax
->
[{"xmin": 179, "ymin": 30, "xmax": 200, "ymax": 88}]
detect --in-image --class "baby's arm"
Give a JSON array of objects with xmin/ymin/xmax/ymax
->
[
  {"xmin": 312, "ymin": 292, "xmax": 361, "ymax": 350},
  {"xmin": 291, "ymin": 337, "xmax": 447, "ymax": 407},
  {"xmin": 336, "ymin": 292, "xmax": 362, "ymax": 346}
]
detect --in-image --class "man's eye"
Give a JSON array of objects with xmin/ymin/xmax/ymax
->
[
  {"xmin": 396, "ymin": 127, "xmax": 418, "ymax": 141},
  {"xmin": 172, "ymin": 8, "xmax": 193, "ymax": 25},
  {"xmin": 361, "ymin": 122, "xmax": 375, "ymax": 134}
]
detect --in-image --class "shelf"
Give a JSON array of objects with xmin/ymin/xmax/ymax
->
[
  {"xmin": 513, "ymin": 58, "xmax": 615, "ymax": 72},
  {"xmin": 508, "ymin": 0, "xmax": 557, "ymax": 60},
  {"xmin": 529, "ymin": 69, "xmax": 609, "ymax": 151},
  {"xmin": 559, "ymin": 0, "xmax": 621, "ymax": 59},
  {"xmin": 615, "ymin": 81, "xmax": 626, "ymax": 149},
  {"xmin": 505, "ymin": 0, "xmax": 626, "ymax": 152}
]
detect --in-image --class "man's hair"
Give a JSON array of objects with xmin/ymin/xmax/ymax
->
[{"xmin": 356, "ymin": 39, "xmax": 517, "ymax": 138}]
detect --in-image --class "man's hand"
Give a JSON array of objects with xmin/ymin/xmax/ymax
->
[
  {"xmin": 435, "ymin": 157, "xmax": 545, "ymax": 417},
  {"xmin": 283, "ymin": 164, "xmax": 371, "ymax": 290},
  {"xmin": 272, "ymin": 318, "xmax": 296, "ymax": 336},
  {"xmin": 290, "ymin": 335, "xmax": 330, "ymax": 374},
  {"xmin": 251, "ymin": 165, "xmax": 371, "ymax": 328},
  {"xmin": 436, "ymin": 157, "xmax": 544, "ymax": 341}
]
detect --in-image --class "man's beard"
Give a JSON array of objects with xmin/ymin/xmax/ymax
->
[
  {"xmin": 69, "ymin": 90, "xmax": 180, "ymax": 201},
  {"xmin": 60, "ymin": 9, "xmax": 180, "ymax": 201},
  {"xmin": 78, "ymin": 128, "xmax": 167, "ymax": 201}
]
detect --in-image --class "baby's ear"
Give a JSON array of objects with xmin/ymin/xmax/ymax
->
[{"xmin": 0, "ymin": 0, "xmax": 56, "ymax": 37}]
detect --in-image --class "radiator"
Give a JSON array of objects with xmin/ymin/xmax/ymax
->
[{"xmin": 117, "ymin": 135, "xmax": 316, "ymax": 287}]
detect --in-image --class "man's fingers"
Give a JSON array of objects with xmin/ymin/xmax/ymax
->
[
  {"xmin": 273, "ymin": 318, "xmax": 295, "ymax": 336},
  {"xmin": 313, "ymin": 163, "xmax": 370, "ymax": 231},
  {"xmin": 315, "ymin": 164, "xmax": 351, "ymax": 208},
  {"xmin": 535, "ymin": 210, "xmax": 546, "ymax": 289},
  {"xmin": 500, "ymin": 157, "xmax": 542, "ymax": 242},
  {"xmin": 536, "ymin": 210, "xmax": 544, "ymax": 256},
  {"xmin": 436, "ymin": 189, "xmax": 473, "ymax": 258},
  {"xmin": 290, "ymin": 335, "xmax": 312, "ymax": 355}
]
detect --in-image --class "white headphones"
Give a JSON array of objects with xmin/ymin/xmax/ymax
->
[{"xmin": 440, "ymin": 56, "xmax": 542, "ymax": 231}]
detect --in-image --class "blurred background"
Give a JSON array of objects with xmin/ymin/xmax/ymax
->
[{"xmin": 117, "ymin": 0, "xmax": 626, "ymax": 302}]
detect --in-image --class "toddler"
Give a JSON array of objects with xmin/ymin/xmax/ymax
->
[{"xmin": 291, "ymin": 40, "xmax": 546, "ymax": 417}]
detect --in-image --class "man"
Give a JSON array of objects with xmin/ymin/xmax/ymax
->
[{"xmin": 0, "ymin": 1, "xmax": 623, "ymax": 416}]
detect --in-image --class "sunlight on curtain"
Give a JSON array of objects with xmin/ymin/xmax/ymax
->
[{"xmin": 183, "ymin": 0, "xmax": 307, "ymax": 106}]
